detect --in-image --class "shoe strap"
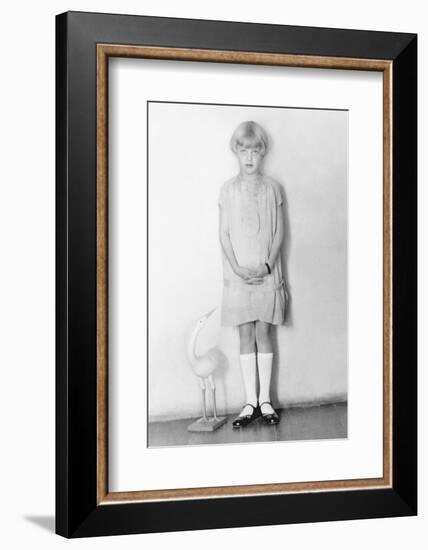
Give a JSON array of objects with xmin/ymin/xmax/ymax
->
[
  {"xmin": 244, "ymin": 403, "xmax": 257, "ymax": 410},
  {"xmin": 259, "ymin": 401, "xmax": 272, "ymax": 407}
]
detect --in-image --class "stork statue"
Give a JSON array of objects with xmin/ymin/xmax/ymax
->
[{"xmin": 187, "ymin": 307, "xmax": 227, "ymax": 432}]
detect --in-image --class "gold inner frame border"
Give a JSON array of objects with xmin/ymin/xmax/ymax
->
[{"xmin": 96, "ymin": 44, "xmax": 393, "ymax": 505}]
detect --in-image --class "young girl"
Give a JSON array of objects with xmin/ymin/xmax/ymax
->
[{"xmin": 218, "ymin": 120, "xmax": 287, "ymax": 428}]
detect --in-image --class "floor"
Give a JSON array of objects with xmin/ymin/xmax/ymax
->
[{"xmin": 148, "ymin": 402, "xmax": 347, "ymax": 448}]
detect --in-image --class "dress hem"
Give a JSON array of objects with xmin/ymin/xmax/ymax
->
[{"xmin": 220, "ymin": 316, "xmax": 285, "ymax": 327}]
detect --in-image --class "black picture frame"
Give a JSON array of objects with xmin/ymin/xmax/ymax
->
[{"xmin": 56, "ymin": 10, "xmax": 417, "ymax": 538}]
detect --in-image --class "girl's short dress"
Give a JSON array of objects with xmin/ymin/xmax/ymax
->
[{"xmin": 218, "ymin": 174, "xmax": 286, "ymax": 327}]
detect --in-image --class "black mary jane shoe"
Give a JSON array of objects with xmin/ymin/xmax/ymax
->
[
  {"xmin": 259, "ymin": 401, "xmax": 280, "ymax": 425},
  {"xmin": 232, "ymin": 403, "xmax": 260, "ymax": 429}
]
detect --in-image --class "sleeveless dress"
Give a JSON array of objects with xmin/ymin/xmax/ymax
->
[{"xmin": 218, "ymin": 174, "xmax": 286, "ymax": 327}]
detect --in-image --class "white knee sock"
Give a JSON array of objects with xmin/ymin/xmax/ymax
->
[
  {"xmin": 239, "ymin": 352, "xmax": 258, "ymax": 415},
  {"xmin": 257, "ymin": 352, "xmax": 275, "ymax": 414}
]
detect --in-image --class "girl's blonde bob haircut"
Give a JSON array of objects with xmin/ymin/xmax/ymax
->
[{"xmin": 230, "ymin": 120, "xmax": 269, "ymax": 156}]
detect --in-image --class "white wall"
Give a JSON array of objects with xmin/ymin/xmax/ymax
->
[
  {"xmin": 146, "ymin": 102, "xmax": 348, "ymax": 419},
  {"xmin": 0, "ymin": 1, "xmax": 425, "ymax": 549}
]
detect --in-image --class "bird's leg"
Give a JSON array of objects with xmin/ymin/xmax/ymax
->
[
  {"xmin": 208, "ymin": 375, "xmax": 218, "ymax": 420},
  {"xmin": 200, "ymin": 378, "xmax": 208, "ymax": 422}
]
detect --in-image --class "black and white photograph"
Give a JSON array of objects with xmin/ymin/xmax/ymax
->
[{"xmin": 147, "ymin": 102, "xmax": 348, "ymax": 447}]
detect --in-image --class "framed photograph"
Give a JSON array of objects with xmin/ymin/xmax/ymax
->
[{"xmin": 56, "ymin": 11, "xmax": 417, "ymax": 537}]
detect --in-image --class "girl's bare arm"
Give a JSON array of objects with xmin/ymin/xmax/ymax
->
[
  {"xmin": 267, "ymin": 205, "xmax": 284, "ymax": 269},
  {"xmin": 219, "ymin": 206, "xmax": 238, "ymax": 272},
  {"xmin": 219, "ymin": 205, "xmax": 257, "ymax": 279}
]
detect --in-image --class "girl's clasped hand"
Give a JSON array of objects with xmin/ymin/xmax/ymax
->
[{"xmin": 234, "ymin": 263, "xmax": 269, "ymax": 284}]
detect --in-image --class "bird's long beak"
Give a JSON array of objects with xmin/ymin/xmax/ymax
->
[{"xmin": 202, "ymin": 307, "xmax": 217, "ymax": 321}]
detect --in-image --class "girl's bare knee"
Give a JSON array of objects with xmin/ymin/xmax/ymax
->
[
  {"xmin": 255, "ymin": 321, "xmax": 271, "ymax": 348},
  {"xmin": 238, "ymin": 322, "xmax": 256, "ymax": 352}
]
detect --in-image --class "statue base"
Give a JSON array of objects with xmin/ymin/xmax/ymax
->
[{"xmin": 187, "ymin": 416, "xmax": 227, "ymax": 432}]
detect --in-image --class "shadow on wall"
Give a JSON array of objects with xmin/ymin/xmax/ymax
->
[
  {"xmin": 272, "ymin": 181, "xmax": 293, "ymax": 409},
  {"xmin": 279, "ymin": 185, "xmax": 293, "ymax": 328}
]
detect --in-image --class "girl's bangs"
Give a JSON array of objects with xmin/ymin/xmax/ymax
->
[{"xmin": 238, "ymin": 136, "xmax": 263, "ymax": 150}]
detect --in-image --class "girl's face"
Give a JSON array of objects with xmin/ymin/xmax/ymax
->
[{"xmin": 236, "ymin": 143, "xmax": 264, "ymax": 176}]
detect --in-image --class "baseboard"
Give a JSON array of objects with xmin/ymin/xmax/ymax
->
[{"xmin": 149, "ymin": 395, "xmax": 348, "ymax": 423}]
